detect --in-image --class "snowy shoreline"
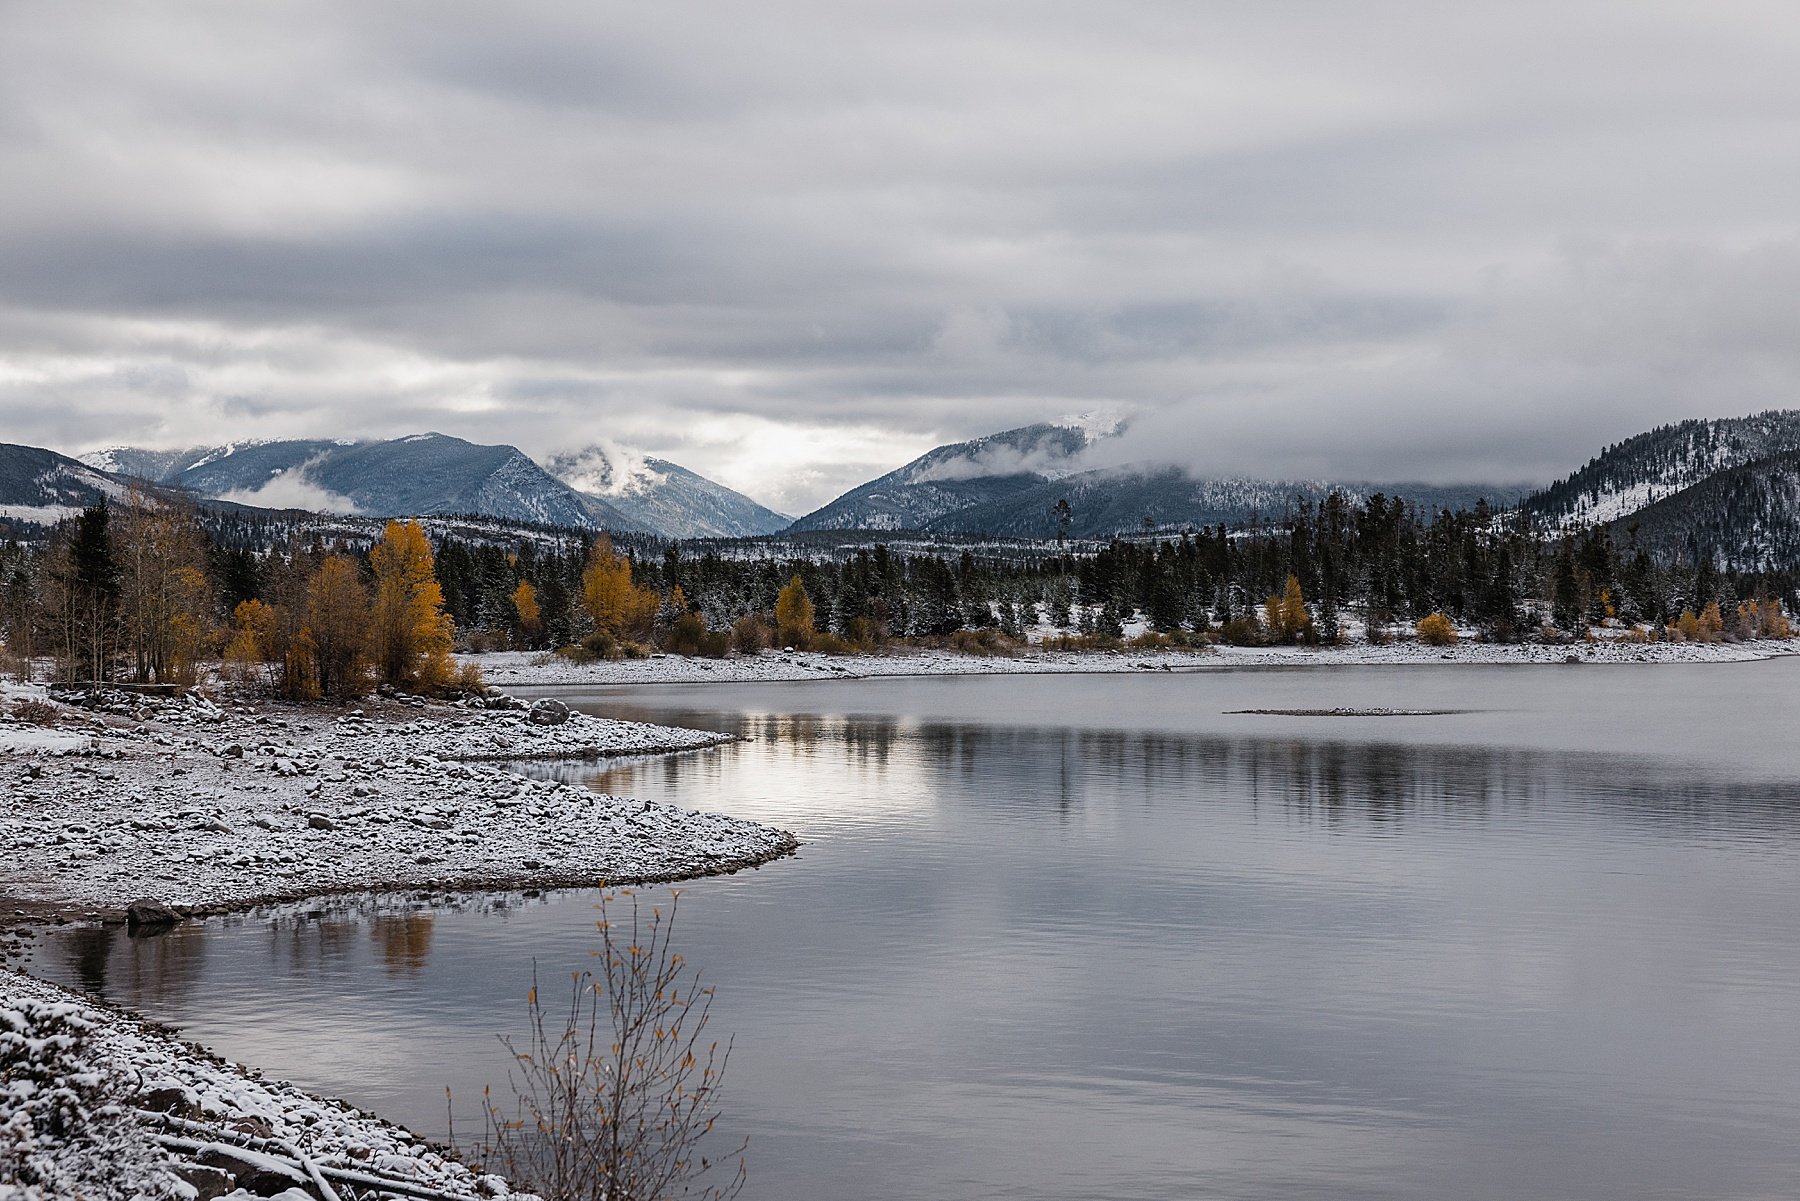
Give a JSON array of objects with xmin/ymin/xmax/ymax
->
[
  {"xmin": 1, "ymin": 966, "xmax": 536, "ymax": 1199},
  {"xmin": 0, "ymin": 682, "xmax": 797, "ymax": 924},
  {"xmin": 0, "ymin": 685, "xmax": 800, "ymax": 1198},
  {"xmin": 464, "ymin": 636, "xmax": 1800, "ymax": 689}
]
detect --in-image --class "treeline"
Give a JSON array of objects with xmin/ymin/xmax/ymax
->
[
  {"xmin": 425, "ymin": 493, "xmax": 1799, "ymax": 650},
  {"xmin": 0, "ymin": 491, "xmax": 466, "ymax": 697},
  {"xmin": 3, "ymin": 492, "xmax": 1795, "ymax": 692}
]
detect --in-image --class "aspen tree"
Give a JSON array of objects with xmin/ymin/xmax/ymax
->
[
  {"xmin": 370, "ymin": 520, "xmax": 455, "ymax": 689},
  {"xmin": 302, "ymin": 554, "xmax": 371, "ymax": 699},
  {"xmin": 582, "ymin": 535, "xmax": 659, "ymax": 643},
  {"xmin": 511, "ymin": 579, "xmax": 542, "ymax": 645},
  {"xmin": 775, "ymin": 575, "xmax": 815, "ymax": 649}
]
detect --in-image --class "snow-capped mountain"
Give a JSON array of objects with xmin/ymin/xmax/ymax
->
[
  {"xmin": 79, "ymin": 441, "xmax": 276, "ymax": 483},
  {"xmin": 545, "ymin": 444, "xmax": 789, "ymax": 539},
  {"xmin": 791, "ymin": 418, "xmax": 1519, "ymax": 537},
  {"xmin": 0, "ymin": 444, "xmax": 137, "ymax": 528},
  {"xmin": 91, "ymin": 433, "xmax": 637, "ymax": 530},
  {"xmin": 83, "ymin": 433, "xmax": 788, "ymax": 538},
  {"xmin": 923, "ymin": 466, "xmax": 1519, "ymax": 539},
  {"xmin": 788, "ymin": 421, "xmax": 1100, "ymax": 532},
  {"xmin": 1523, "ymin": 411, "xmax": 1800, "ymax": 527}
]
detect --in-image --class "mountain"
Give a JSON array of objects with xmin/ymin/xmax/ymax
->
[
  {"xmin": 788, "ymin": 422, "xmax": 1096, "ymax": 532},
  {"xmin": 544, "ymin": 445, "xmax": 789, "ymax": 538},
  {"xmin": 1523, "ymin": 411, "xmax": 1800, "ymax": 527},
  {"xmin": 791, "ymin": 419, "xmax": 1520, "ymax": 538},
  {"xmin": 79, "ymin": 442, "xmax": 273, "ymax": 483},
  {"xmin": 84, "ymin": 433, "xmax": 645, "ymax": 531},
  {"xmin": 924, "ymin": 466, "xmax": 1519, "ymax": 539},
  {"xmin": 0, "ymin": 444, "xmax": 135, "ymax": 528}
]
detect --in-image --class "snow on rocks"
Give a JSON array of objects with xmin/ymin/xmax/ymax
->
[
  {"xmin": 461, "ymin": 635, "xmax": 1800, "ymax": 689},
  {"xmin": 0, "ymin": 685, "xmax": 792, "ymax": 916},
  {"xmin": 325, "ymin": 695, "xmax": 734, "ymax": 763},
  {"xmin": 0, "ymin": 967, "xmax": 534, "ymax": 1199}
]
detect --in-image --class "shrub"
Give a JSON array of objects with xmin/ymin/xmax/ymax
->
[
  {"xmin": 1414, "ymin": 612, "xmax": 1458, "ymax": 646},
  {"xmin": 454, "ymin": 661, "xmax": 487, "ymax": 694},
  {"xmin": 9, "ymin": 699, "xmax": 61, "ymax": 727},
  {"xmin": 730, "ymin": 615, "xmax": 769, "ymax": 656},
  {"xmin": 1218, "ymin": 617, "xmax": 1265, "ymax": 647},
  {"xmin": 476, "ymin": 890, "xmax": 746, "ymax": 1201},
  {"xmin": 948, "ymin": 628, "xmax": 1021, "ymax": 657}
]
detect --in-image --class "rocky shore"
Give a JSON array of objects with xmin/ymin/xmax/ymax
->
[
  {"xmin": 0, "ymin": 681, "xmax": 792, "ymax": 920},
  {"xmin": 463, "ymin": 635, "xmax": 1800, "ymax": 689},
  {"xmin": 0, "ymin": 675, "xmax": 798, "ymax": 1198}
]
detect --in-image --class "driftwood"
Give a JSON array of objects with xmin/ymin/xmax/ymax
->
[{"xmin": 143, "ymin": 1111, "xmax": 484, "ymax": 1201}]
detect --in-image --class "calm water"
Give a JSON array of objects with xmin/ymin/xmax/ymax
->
[{"xmin": 30, "ymin": 662, "xmax": 1800, "ymax": 1200}]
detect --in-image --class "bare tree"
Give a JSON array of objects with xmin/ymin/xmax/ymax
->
[{"xmin": 477, "ymin": 890, "xmax": 746, "ymax": 1201}]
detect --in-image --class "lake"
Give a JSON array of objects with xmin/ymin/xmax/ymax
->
[{"xmin": 29, "ymin": 661, "xmax": 1800, "ymax": 1200}]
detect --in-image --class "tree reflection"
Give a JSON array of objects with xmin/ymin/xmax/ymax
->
[{"xmin": 371, "ymin": 913, "xmax": 436, "ymax": 974}]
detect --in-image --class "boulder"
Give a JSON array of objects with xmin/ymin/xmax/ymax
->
[
  {"xmin": 307, "ymin": 814, "xmax": 337, "ymax": 831},
  {"xmin": 528, "ymin": 698, "xmax": 571, "ymax": 726},
  {"xmin": 126, "ymin": 898, "xmax": 181, "ymax": 929}
]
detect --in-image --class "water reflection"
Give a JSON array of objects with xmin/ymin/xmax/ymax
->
[
  {"xmin": 28, "ymin": 670, "xmax": 1800, "ymax": 1201},
  {"xmin": 372, "ymin": 914, "xmax": 435, "ymax": 975},
  {"xmin": 62, "ymin": 918, "xmax": 210, "ymax": 1001}
]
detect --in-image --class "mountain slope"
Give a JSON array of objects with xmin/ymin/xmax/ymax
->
[
  {"xmin": 930, "ymin": 466, "xmax": 1520, "ymax": 538},
  {"xmin": 1613, "ymin": 450, "xmax": 1800, "ymax": 570},
  {"xmin": 0, "ymin": 444, "xmax": 135, "ymax": 527},
  {"xmin": 90, "ymin": 433, "xmax": 648, "ymax": 531},
  {"xmin": 1524, "ymin": 410, "xmax": 1800, "ymax": 526},
  {"xmin": 789, "ymin": 422, "xmax": 1094, "ymax": 532},
  {"xmin": 545, "ymin": 446, "xmax": 788, "ymax": 538}
]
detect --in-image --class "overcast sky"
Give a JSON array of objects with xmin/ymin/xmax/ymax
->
[{"xmin": 3, "ymin": 2, "xmax": 1800, "ymax": 512}]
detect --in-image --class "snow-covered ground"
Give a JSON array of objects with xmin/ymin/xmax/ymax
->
[
  {"xmin": 463, "ymin": 636, "xmax": 1799, "ymax": 688},
  {"xmin": 0, "ymin": 681, "xmax": 793, "ymax": 915},
  {"xmin": 0, "ymin": 967, "xmax": 533, "ymax": 1200}
]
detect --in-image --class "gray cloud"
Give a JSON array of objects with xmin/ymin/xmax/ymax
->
[{"xmin": 3, "ymin": 1, "xmax": 1800, "ymax": 512}]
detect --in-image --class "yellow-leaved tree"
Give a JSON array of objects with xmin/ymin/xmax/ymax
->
[
  {"xmin": 1264, "ymin": 575, "xmax": 1313, "ymax": 644},
  {"xmin": 300, "ymin": 554, "xmax": 371, "ymax": 699},
  {"xmin": 511, "ymin": 580, "xmax": 542, "ymax": 646},
  {"xmin": 582, "ymin": 535, "xmax": 659, "ymax": 644},
  {"xmin": 371, "ymin": 519, "xmax": 456, "ymax": 691},
  {"xmin": 775, "ymin": 575, "xmax": 815, "ymax": 649},
  {"xmin": 223, "ymin": 598, "xmax": 281, "ymax": 689}
]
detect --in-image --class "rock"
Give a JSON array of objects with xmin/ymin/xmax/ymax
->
[
  {"xmin": 137, "ymin": 1084, "xmax": 199, "ymax": 1117},
  {"xmin": 204, "ymin": 820, "xmax": 233, "ymax": 834},
  {"xmin": 220, "ymin": 743, "xmax": 244, "ymax": 758},
  {"xmin": 196, "ymin": 1146, "xmax": 307, "ymax": 1196},
  {"xmin": 307, "ymin": 814, "xmax": 337, "ymax": 831},
  {"xmin": 172, "ymin": 1163, "xmax": 235, "ymax": 1201},
  {"xmin": 126, "ymin": 898, "xmax": 182, "ymax": 928},
  {"xmin": 529, "ymin": 698, "xmax": 571, "ymax": 726}
]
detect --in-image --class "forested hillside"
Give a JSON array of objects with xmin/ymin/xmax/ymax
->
[{"xmin": 1526, "ymin": 411, "xmax": 1800, "ymax": 526}]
